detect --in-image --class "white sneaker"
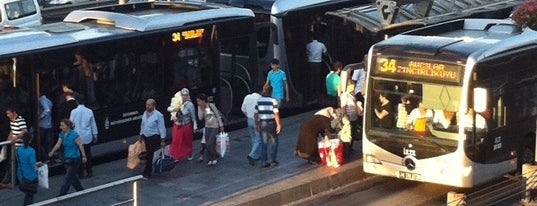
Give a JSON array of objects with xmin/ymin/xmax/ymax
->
[{"xmin": 187, "ymin": 154, "xmax": 193, "ymax": 161}]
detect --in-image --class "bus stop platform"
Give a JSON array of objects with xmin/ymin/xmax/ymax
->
[{"xmin": 0, "ymin": 111, "xmax": 368, "ymax": 206}]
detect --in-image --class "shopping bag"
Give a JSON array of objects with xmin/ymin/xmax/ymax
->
[
  {"xmin": 37, "ymin": 164, "xmax": 49, "ymax": 189},
  {"xmin": 127, "ymin": 140, "xmax": 146, "ymax": 169},
  {"xmin": 0, "ymin": 145, "xmax": 6, "ymax": 163},
  {"xmin": 153, "ymin": 150, "xmax": 175, "ymax": 174},
  {"xmin": 216, "ymin": 132, "xmax": 230, "ymax": 158},
  {"xmin": 152, "ymin": 145, "xmax": 170, "ymax": 165},
  {"xmin": 318, "ymin": 138, "xmax": 331, "ymax": 165},
  {"xmin": 327, "ymin": 139, "xmax": 344, "ymax": 168}
]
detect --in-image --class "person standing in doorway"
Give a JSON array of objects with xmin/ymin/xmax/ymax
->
[
  {"xmin": 241, "ymin": 86, "xmax": 262, "ymax": 166},
  {"xmin": 263, "ymin": 58, "xmax": 290, "ymax": 106},
  {"xmin": 255, "ymin": 85, "xmax": 281, "ymax": 168},
  {"xmin": 306, "ymin": 32, "xmax": 327, "ymax": 101},
  {"xmin": 70, "ymin": 96, "xmax": 98, "ymax": 179},
  {"xmin": 39, "ymin": 90, "xmax": 53, "ymax": 161},
  {"xmin": 138, "ymin": 98, "xmax": 166, "ymax": 179}
]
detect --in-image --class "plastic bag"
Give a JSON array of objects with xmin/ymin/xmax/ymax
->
[
  {"xmin": 216, "ymin": 132, "xmax": 230, "ymax": 158},
  {"xmin": 0, "ymin": 145, "xmax": 6, "ymax": 163},
  {"xmin": 127, "ymin": 140, "xmax": 146, "ymax": 169},
  {"xmin": 37, "ymin": 164, "xmax": 49, "ymax": 189},
  {"xmin": 318, "ymin": 138, "xmax": 344, "ymax": 168}
]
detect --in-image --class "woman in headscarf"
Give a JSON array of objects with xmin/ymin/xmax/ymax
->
[
  {"xmin": 295, "ymin": 107, "xmax": 338, "ymax": 164},
  {"xmin": 169, "ymin": 88, "xmax": 198, "ymax": 161}
]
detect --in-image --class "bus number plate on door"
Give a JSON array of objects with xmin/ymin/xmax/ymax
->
[{"xmin": 399, "ymin": 171, "xmax": 422, "ymax": 181}]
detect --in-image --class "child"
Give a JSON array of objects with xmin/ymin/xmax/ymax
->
[{"xmin": 338, "ymin": 115, "xmax": 352, "ymax": 158}]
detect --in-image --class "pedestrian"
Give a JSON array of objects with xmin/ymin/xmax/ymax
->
[
  {"xmin": 69, "ymin": 96, "xmax": 98, "ymax": 179},
  {"xmin": 58, "ymin": 86, "xmax": 78, "ymax": 121},
  {"xmin": 295, "ymin": 107, "xmax": 337, "ymax": 164},
  {"xmin": 169, "ymin": 88, "xmax": 197, "ymax": 162},
  {"xmin": 263, "ymin": 58, "xmax": 290, "ymax": 106},
  {"xmin": 255, "ymin": 85, "xmax": 282, "ymax": 168},
  {"xmin": 241, "ymin": 86, "xmax": 262, "ymax": 166},
  {"xmin": 17, "ymin": 132, "xmax": 39, "ymax": 205},
  {"xmin": 196, "ymin": 93, "xmax": 224, "ymax": 166},
  {"xmin": 306, "ymin": 32, "xmax": 327, "ymax": 101},
  {"xmin": 39, "ymin": 90, "xmax": 53, "ymax": 161},
  {"xmin": 7, "ymin": 106, "xmax": 28, "ymax": 144},
  {"xmin": 352, "ymin": 55, "xmax": 368, "ymax": 103},
  {"xmin": 324, "ymin": 61, "xmax": 342, "ymax": 107},
  {"xmin": 138, "ymin": 98, "xmax": 166, "ymax": 179},
  {"xmin": 48, "ymin": 119, "xmax": 87, "ymax": 196}
]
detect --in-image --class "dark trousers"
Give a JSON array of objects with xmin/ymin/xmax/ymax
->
[
  {"xmin": 40, "ymin": 127, "xmax": 53, "ymax": 160},
  {"xmin": 59, "ymin": 158, "xmax": 83, "ymax": 196},
  {"xmin": 307, "ymin": 62, "xmax": 322, "ymax": 100},
  {"xmin": 78, "ymin": 144, "xmax": 92, "ymax": 177},
  {"xmin": 260, "ymin": 120, "xmax": 278, "ymax": 165},
  {"xmin": 142, "ymin": 135, "xmax": 161, "ymax": 176},
  {"xmin": 204, "ymin": 128, "xmax": 219, "ymax": 162},
  {"xmin": 23, "ymin": 191, "xmax": 34, "ymax": 205}
]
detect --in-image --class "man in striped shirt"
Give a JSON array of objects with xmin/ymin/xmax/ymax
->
[
  {"xmin": 255, "ymin": 85, "xmax": 282, "ymax": 168},
  {"xmin": 6, "ymin": 107, "xmax": 28, "ymax": 143}
]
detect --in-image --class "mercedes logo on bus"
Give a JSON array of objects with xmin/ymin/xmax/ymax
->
[{"xmin": 403, "ymin": 156, "xmax": 417, "ymax": 171}]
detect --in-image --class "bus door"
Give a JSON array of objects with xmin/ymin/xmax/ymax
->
[{"xmin": 254, "ymin": 21, "xmax": 275, "ymax": 87}]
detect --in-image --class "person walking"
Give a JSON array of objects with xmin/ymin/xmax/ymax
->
[
  {"xmin": 196, "ymin": 93, "xmax": 224, "ymax": 166},
  {"xmin": 169, "ymin": 88, "xmax": 197, "ymax": 162},
  {"xmin": 263, "ymin": 58, "xmax": 290, "ymax": 106},
  {"xmin": 17, "ymin": 132, "xmax": 39, "ymax": 205},
  {"xmin": 48, "ymin": 119, "xmax": 87, "ymax": 196},
  {"xmin": 138, "ymin": 98, "xmax": 166, "ymax": 179},
  {"xmin": 306, "ymin": 32, "xmax": 327, "ymax": 101},
  {"xmin": 255, "ymin": 85, "xmax": 281, "ymax": 168},
  {"xmin": 69, "ymin": 96, "xmax": 98, "ymax": 178},
  {"xmin": 241, "ymin": 86, "xmax": 262, "ymax": 166}
]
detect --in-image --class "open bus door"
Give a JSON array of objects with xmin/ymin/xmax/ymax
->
[{"xmin": 254, "ymin": 21, "xmax": 276, "ymax": 89}]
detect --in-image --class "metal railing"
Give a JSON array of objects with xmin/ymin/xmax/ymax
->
[
  {"xmin": 30, "ymin": 175, "xmax": 143, "ymax": 206},
  {"xmin": 0, "ymin": 140, "xmax": 16, "ymax": 189}
]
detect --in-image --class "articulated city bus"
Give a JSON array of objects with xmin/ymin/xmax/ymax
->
[
  {"xmin": 0, "ymin": 1, "xmax": 257, "ymax": 155},
  {"xmin": 362, "ymin": 18, "xmax": 537, "ymax": 187}
]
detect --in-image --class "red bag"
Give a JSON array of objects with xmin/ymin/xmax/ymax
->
[{"xmin": 318, "ymin": 138, "xmax": 344, "ymax": 168}]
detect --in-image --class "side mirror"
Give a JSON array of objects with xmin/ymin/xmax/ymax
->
[{"xmin": 473, "ymin": 87, "xmax": 487, "ymax": 113}]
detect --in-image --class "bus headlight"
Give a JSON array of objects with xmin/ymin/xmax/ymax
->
[{"xmin": 365, "ymin": 154, "xmax": 382, "ymax": 164}]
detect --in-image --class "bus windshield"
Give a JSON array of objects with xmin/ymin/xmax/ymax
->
[{"xmin": 367, "ymin": 78, "xmax": 468, "ymax": 149}]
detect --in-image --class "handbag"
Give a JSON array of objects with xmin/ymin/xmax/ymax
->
[{"xmin": 153, "ymin": 149, "xmax": 175, "ymax": 174}]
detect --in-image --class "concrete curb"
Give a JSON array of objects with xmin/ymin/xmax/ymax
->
[{"xmin": 215, "ymin": 159, "xmax": 367, "ymax": 206}]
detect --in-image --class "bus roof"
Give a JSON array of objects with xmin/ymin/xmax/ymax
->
[
  {"xmin": 271, "ymin": 0, "xmax": 355, "ymax": 16},
  {"xmin": 327, "ymin": 0, "xmax": 523, "ymax": 34},
  {"xmin": 374, "ymin": 18, "xmax": 536, "ymax": 62},
  {"xmin": 0, "ymin": 1, "xmax": 254, "ymax": 57}
]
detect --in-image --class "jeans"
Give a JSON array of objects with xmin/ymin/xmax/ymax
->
[
  {"xmin": 204, "ymin": 127, "xmax": 219, "ymax": 162},
  {"xmin": 247, "ymin": 118, "xmax": 261, "ymax": 159},
  {"xmin": 59, "ymin": 157, "xmax": 83, "ymax": 196},
  {"xmin": 78, "ymin": 144, "xmax": 92, "ymax": 177},
  {"xmin": 260, "ymin": 120, "xmax": 278, "ymax": 165}
]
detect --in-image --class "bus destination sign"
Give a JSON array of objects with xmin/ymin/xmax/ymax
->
[
  {"xmin": 375, "ymin": 57, "xmax": 461, "ymax": 83},
  {"xmin": 172, "ymin": 28, "xmax": 205, "ymax": 42}
]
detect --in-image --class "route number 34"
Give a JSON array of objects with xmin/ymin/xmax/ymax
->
[{"xmin": 379, "ymin": 58, "xmax": 396, "ymax": 73}]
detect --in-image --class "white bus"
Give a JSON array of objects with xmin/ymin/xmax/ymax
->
[
  {"xmin": 362, "ymin": 18, "xmax": 537, "ymax": 187},
  {"xmin": 0, "ymin": 0, "xmax": 41, "ymax": 27},
  {"xmin": 0, "ymin": 0, "xmax": 257, "ymax": 184}
]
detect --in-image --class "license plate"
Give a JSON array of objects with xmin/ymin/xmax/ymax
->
[{"xmin": 399, "ymin": 171, "xmax": 422, "ymax": 181}]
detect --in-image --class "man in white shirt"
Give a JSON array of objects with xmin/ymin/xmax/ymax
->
[
  {"xmin": 352, "ymin": 55, "xmax": 368, "ymax": 100},
  {"xmin": 241, "ymin": 87, "xmax": 262, "ymax": 166},
  {"xmin": 70, "ymin": 96, "xmax": 98, "ymax": 178},
  {"xmin": 306, "ymin": 33, "xmax": 327, "ymax": 101}
]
